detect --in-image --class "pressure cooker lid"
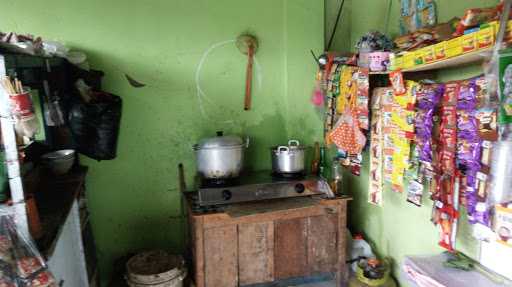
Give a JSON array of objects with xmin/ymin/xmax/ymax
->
[{"xmin": 196, "ymin": 131, "xmax": 244, "ymax": 149}]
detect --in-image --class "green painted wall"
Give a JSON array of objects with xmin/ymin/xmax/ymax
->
[
  {"xmin": 0, "ymin": 0, "xmax": 324, "ymax": 285},
  {"xmin": 325, "ymin": 0, "xmax": 500, "ymax": 285}
]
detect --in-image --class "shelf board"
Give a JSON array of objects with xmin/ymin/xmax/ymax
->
[
  {"xmin": 369, "ymin": 47, "xmax": 494, "ymax": 75},
  {"xmin": 403, "ymin": 47, "xmax": 493, "ymax": 72}
]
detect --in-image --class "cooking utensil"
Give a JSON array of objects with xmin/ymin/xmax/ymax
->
[
  {"xmin": 271, "ymin": 140, "xmax": 306, "ymax": 174},
  {"xmin": 194, "ymin": 131, "xmax": 249, "ymax": 179},
  {"xmin": 41, "ymin": 149, "xmax": 76, "ymax": 175},
  {"xmin": 236, "ymin": 34, "xmax": 259, "ymax": 111}
]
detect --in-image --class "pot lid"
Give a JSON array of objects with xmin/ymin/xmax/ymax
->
[{"xmin": 196, "ymin": 131, "xmax": 244, "ymax": 149}]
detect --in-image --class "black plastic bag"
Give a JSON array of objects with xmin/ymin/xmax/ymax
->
[{"xmin": 68, "ymin": 93, "xmax": 122, "ymax": 160}]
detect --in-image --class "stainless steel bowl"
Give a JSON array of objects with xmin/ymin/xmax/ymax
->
[{"xmin": 41, "ymin": 149, "xmax": 76, "ymax": 175}]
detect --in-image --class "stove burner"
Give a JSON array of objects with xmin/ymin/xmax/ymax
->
[
  {"xmin": 271, "ymin": 171, "xmax": 306, "ymax": 180},
  {"xmin": 200, "ymin": 177, "xmax": 239, "ymax": 188},
  {"xmin": 196, "ymin": 171, "xmax": 324, "ymax": 206}
]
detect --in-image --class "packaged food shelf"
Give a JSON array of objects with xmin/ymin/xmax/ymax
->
[{"xmin": 402, "ymin": 46, "xmax": 493, "ymax": 72}]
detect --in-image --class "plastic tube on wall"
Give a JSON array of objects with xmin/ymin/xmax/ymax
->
[{"xmin": 489, "ymin": 140, "xmax": 512, "ymax": 204}]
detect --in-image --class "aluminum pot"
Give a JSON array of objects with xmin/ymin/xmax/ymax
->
[
  {"xmin": 194, "ymin": 131, "xmax": 248, "ymax": 179},
  {"xmin": 271, "ymin": 140, "xmax": 305, "ymax": 174}
]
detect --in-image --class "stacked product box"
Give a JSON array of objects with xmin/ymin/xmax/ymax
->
[{"xmin": 390, "ymin": 20, "xmax": 511, "ymax": 71}]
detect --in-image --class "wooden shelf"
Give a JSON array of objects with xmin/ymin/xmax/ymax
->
[
  {"xmin": 403, "ymin": 47, "xmax": 493, "ymax": 72},
  {"xmin": 369, "ymin": 47, "xmax": 493, "ymax": 75}
]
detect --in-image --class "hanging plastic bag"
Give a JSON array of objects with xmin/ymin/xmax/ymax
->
[
  {"xmin": 0, "ymin": 210, "xmax": 56, "ymax": 286},
  {"xmin": 329, "ymin": 108, "xmax": 366, "ymax": 154},
  {"xmin": 68, "ymin": 92, "xmax": 122, "ymax": 160}
]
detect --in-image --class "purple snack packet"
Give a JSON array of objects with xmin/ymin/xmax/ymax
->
[
  {"xmin": 457, "ymin": 79, "xmax": 477, "ymax": 110},
  {"xmin": 417, "ymin": 84, "xmax": 444, "ymax": 110},
  {"xmin": 457, "ymin": 139, "xmax": 482, "ymax": 172}
]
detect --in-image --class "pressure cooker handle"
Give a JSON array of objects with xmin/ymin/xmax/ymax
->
[
  {"xmin": 288, "ymin": 140, "xmax": 300, "ymax": 147},
  {"xmin": 278, "ymin": 146, "xmax": 289, "ymax": 153}
]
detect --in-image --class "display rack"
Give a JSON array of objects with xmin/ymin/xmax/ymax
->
[
  {"xmin": 403, "ymin": 47, "xmax": 493, "ymax": 72},
  {"xmin": 0, "ymin": 54, "xmax": 29, "ymax": 236},
  {"xmin": 369, "ymin": 47, "xmax": 494, "ymax": 75}
]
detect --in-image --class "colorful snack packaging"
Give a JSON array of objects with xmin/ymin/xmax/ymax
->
[
  {"xmin": 442, "ymin": 82, "xmax": 459, "ymax": 106},
  {"xmin": 475, "ymin": 108, "xmax": 498, "ymax": 141},
  {"xmin": 389, "ymin": 70, "xmax": 406, "ymax": 95},
  {"xmin": 457, "ymin": 80, "xmax": 477, "ymax": 110}
]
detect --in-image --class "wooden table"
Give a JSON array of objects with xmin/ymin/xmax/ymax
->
[{"xmin": 186, "ymin": 196, "xmax": 350, "ymax": 287}]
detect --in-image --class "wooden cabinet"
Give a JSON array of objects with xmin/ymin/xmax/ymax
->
[{"xmin": 187, "ymin": 197, "xmax": 349, "ymax": 287}]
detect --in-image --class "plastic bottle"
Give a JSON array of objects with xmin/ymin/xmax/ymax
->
[{"xmin": 350, "ymin": 234, "xmax": 375, "ymax": 272}]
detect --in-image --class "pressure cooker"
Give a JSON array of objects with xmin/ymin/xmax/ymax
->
[{"xmin": 194, "ymin": 131, "xmax": 249, "ymax": 179}]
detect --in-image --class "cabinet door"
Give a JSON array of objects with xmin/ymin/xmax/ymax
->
[
  {"xmin": 274, "ymin": 218, "xmax": 308, "ymax": 279},
  {"xmin": 204, "ymin": 225, "xmax": 238, "ymax": 287},
  {"xmin": 307, "ymin": 213, "xmax": 338, "ymax": 273},
  {"xmin": 238, "ymin": 222, "xmax": 274, "ymax": 285}
]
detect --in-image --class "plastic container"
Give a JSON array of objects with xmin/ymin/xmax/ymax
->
[
  {"xmin": 126, "ymin": 251, "xmax": 187, "ymax": 287},
  {"xmin": 350, "ymin": 234, "xmax": 375, "ymax": 272},
  {"xmin": 368, "ymin": 52, "xmax": 390, "ymax": 72},
  {"xmin": 359, "ymin": 51, "xmax": 371, "ymax": 68},
  {"xmin": 349, "ymin": 259, "xmax": 397, "ymax": 287},
  {"xmin": 489, "ymin": 140, "xmax": 512, "ymax": 205}
]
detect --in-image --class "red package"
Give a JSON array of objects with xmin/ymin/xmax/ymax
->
[
  {"xmin": 454, "ymin": 7, "xmax": 498, "ymax": 36},
  {"xmin": 442, "ymin": 82, "xmax": 459, "ymax": 106},
  {"xmin": 389, "ymin": 70, "xmax": 406, "ymax": 95}
]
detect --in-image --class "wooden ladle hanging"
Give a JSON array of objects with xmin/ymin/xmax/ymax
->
[{"xmin": 236, "ymin": 34, "xmax": 259, "ymax": 111}]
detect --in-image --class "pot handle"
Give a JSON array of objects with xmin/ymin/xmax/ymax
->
[
  {"xmin": 288, "ymin": 140, "xmax": 300, "ymax": 147},
  {"xmin": 278, "ymin": 146, "xmax": 289, "ymax": 153}
]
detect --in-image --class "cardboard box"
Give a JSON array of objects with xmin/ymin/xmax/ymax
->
[
  {"xmin": 422, "ymin": 45, "xmax": 436, "ymax": 63},
  {"xmin": 445, "ymin": 37, "xmax": 463, "ymax": 58},
  {"xmin": 413, "ymin": 50, "xmax": 424, "ymax": 66},
  {"xmin": 477, "ymin": 26, "xmax": 495, "ymax": 49},
  {"xmin": 434, "ymin": 42, "xmax": 447, "ymax": 61},
  {"xmin": 389, "ymin": 53, "xmax": 403, "ymax": 70},
  {"xmin": 461, "ymin": 33, "xmax": 477, "ymax": 53},
  {"xmin": 402, "ymin": 52, "xmax": 415, "ymax": 69}
]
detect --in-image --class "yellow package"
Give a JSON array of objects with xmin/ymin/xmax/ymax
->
[
  {"xmin": 434, "ymin": 42, "xmax": 447, "ymax": 61},
  {"xmin": 402, "ymin": 52, "xmax": 415, "ymax": 69},
  {"xmin": 413, "ymin": 50, "xmax": 424, "ymax": 66},
  {"xmin": 392, "ymin": 110, "xmax": 415, "ymax": 133},
  {"xmin": 389, "ymin": 53, "xmax": 403, "ymax": 71},
  {"xmin": 422, "ymin": 45, "xmax": 435, "ymax": 64},
  {"xmin": 445, "ymin": 37, "xmax": 463, "ymax": 58},
  {"xmin": 461, "ymin": 33, "xmax": 477, "ymax": 53},
  {"xmin": 477, "ymin": 26, "xmax": 495, "ymax": 49}
]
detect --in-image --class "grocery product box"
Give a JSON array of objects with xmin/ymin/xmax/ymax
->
[
  {"xmin": 402, "ymin": 52, "xmax": 415, "ymax": 69},
  {"xmin": 422, "ymin": 45, "xmax": 436, "ymax": 64},
  {"xmin": 434, "ymin": 42, "xmax": 447, "ymax": 61},
  {"xmin": 389, "ymin": 53, "xmax": 403, "ymax": 71},
  {"xmin": 477, "ymin": 26, "xmax": 495, "ymax": 49},
  {"xmin": 445, "ymin": 37, "xmax": 463, "ymax": 58},
  {"xmin": 413, "ymin": 50, "xmax": 424, "ymax": 66},
  {"xmin": 461, "ymin": 33, "xmax": 477, "ymax": 53}
]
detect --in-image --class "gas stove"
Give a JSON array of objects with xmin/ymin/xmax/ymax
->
[{"xmin": 196, "ymin": 171, "xmax": 328, "ymax": 207}]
